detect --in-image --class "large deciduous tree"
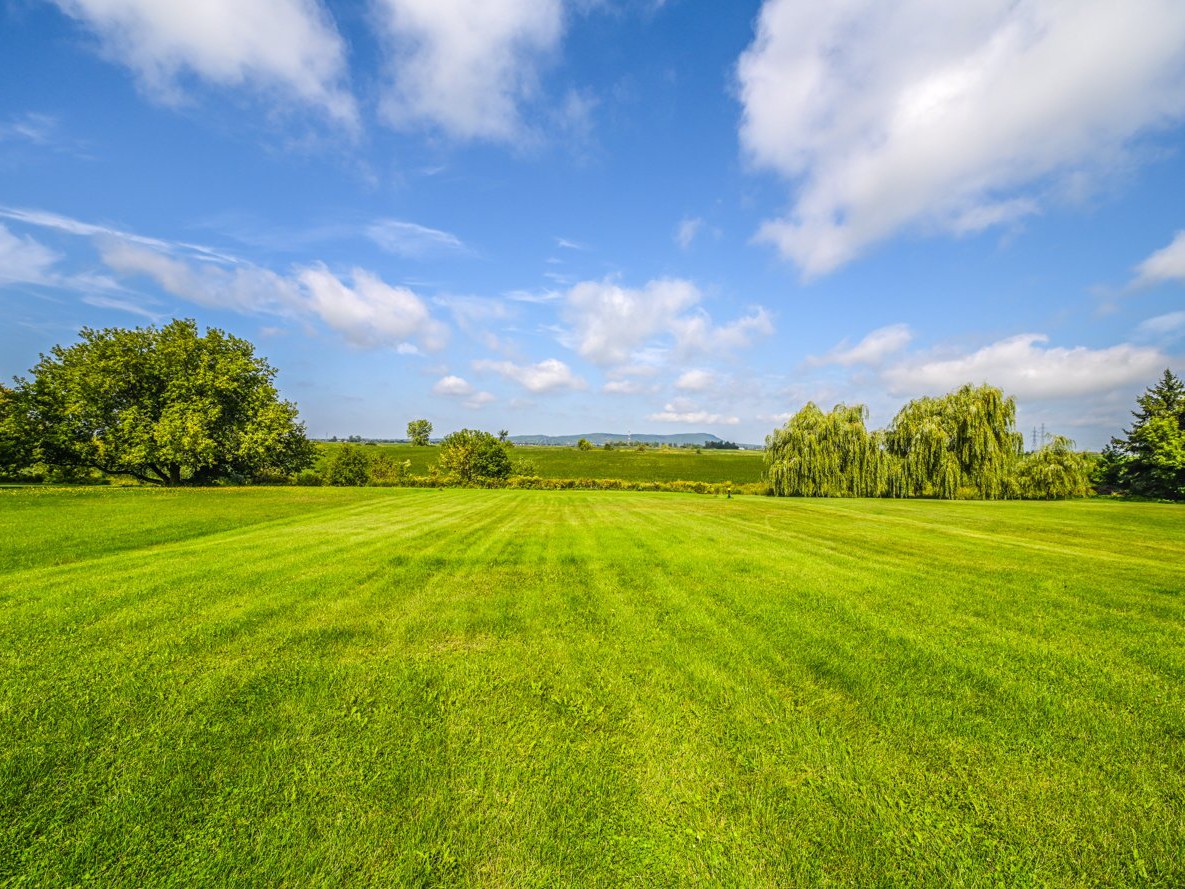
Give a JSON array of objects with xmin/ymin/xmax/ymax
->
[
  {"xmin": 1108, "ymin": 368, "xmax": 1185, "ymax": 500},
  {"xmin": 17, "ymin": 319, "xmax": 315, "ymax": 486}
]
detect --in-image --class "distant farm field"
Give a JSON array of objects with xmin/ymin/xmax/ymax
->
[
  {"xmin": 315, "ymin": 441, "xmax": 766, "ymax": 483},
  {"xmin": 2, "ymin": 488, "xmax": 1184, "ymax": 887}
]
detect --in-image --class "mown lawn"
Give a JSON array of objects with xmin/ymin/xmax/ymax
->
[
  {"xmin": 315, "ymin": 442, "xmax": 766, "ymax": 484},
  {"xmin": 1, "ymin": 488, "xmax": 1183, "ymax": 887}
]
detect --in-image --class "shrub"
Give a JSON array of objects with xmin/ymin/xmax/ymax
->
[{"xmin": 326, "ymin": 444, "xmax": 371, "ymax": 486}]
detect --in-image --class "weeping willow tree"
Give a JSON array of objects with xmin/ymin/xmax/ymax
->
[
  {"xmin": 1015, "ymin": 435, "xmax": 1091, "ymax": 499},
  {"xmin": 884, "ymin": 384, "xmax": 1023, "ymax": 499},
  {"xmin": 765, "ymin": 383, "xmax": 1038, "ymax": 499},
  {"xmin": 764, "ymin": 402, "xmax": 893, "ymax": 497}
]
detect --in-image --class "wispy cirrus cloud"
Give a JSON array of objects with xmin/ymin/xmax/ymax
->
[{"xmin": 366, "ymin": 219, "xmax": 468, "ymax": 258}]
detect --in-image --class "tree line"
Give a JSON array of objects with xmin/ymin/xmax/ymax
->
[
  {"xmin": 763, "ymin": 376, "xmax": 1184, "ymax": 500},
  {"xmin": 1, "ymin": 321, "xmax": 1181, "ymax": 499}
]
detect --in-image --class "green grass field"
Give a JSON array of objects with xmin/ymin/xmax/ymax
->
[
  {"xmin": 316, "ymin": 442, "xmax": 766, "ymax": 484},
  {"xmin": 2, "ymin": 488, "xmax": 1184, "ymax": 886}
]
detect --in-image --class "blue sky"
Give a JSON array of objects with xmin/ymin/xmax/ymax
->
[{"xmin": 2, "ymin": 0, "xmax": 1183, "ymax": 448}]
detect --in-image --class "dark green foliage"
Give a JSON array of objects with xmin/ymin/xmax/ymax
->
[
  {"xmin": 1108, "ymin": 368, "xmax": 1185, "ymax": 500},
  {"xmin": 13, "ymin": 319, "xmax": 315, "ymax": 485},
  {"xmin": 702, "ymin": 440, "xmax": 740, "ymax": 450},
  {"xmin": 436, "ymin": 429, "xmax": 513, "ymax": 481},
  {"xmin": 406, "ymin": 418, "xmax": 432, "ymax": 447},
  {"xmin": 0, "ymin": 384, "xmax": 34, "ymax": 478},
  {"xmin": 576, "ymin": 438, "xmax": 593, "ymax": 451},
  {"xmin": 325, "ymin": 444, "xmax": 371, "ymax": 486}
]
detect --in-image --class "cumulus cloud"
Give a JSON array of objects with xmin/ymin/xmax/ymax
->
[
  {"xmin": 367, "ymin": 219, "xmax": 467, "ymax": 258},
  {"xmin": 808, "ymin": 323, "xmax": 913, "ymax": 367},
  {"xmin": 0, "ymin": 224, "xmax": 60, "ymax": 285},
  {"xmin": 1131, "ymin": 231, "xmax": 1185, "ymax": 287},
  {"xmin": 563, "ymin": 277, "xmax": 772, "ymax": 367},
  {"xmin": 473, "ymin": 357, "xmax": 584, "ymax": 392},
  {"xmin": 299, "ymin": 265, "xmax": 448, "ymax": 350},
  {"xmin": 51, "ymin": 0, "xmax": 357, "ymax": 126},
  {"xmin": 737, "ymin": 0, "xmax": 1185, "ymax": 276},
  {"xmin": 882, "ymin": 333, "xmax": 1168, "ymax": 399},
  {"xmin": 432, "ymin": 374, "xmax": 473, "ymax": 396},
  {"xmin": 374, "ymin": 0, "xmax": 564, "ymax": 141}
]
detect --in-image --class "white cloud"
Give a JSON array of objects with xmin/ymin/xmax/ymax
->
[
  {"xmin": 670, "ymin": 307, "xmax": 773, "ymax": 355},
  {"xmin": 1131, "ymin": 231, "xmax": 1185, "ymax": 287},
  {"xmin": 563, "ymin": 278, "xmax": 772, "ymax": 368},
  {"xmin": 433, "ymin": 374, "xmax": 474, "ymax": 396},
  {"xmin": 1136, "ymin": 311, "xmax": 1185, "ymax": 340},
  {"xmin": 367, "ymin": 219, "xmax": 467, "ymax": 258},
  {"xmin": 675, "ymin": 216, "xmax": 703, "ymax": 250},
  {"xmin": 100, "ymin": 238, "xmax": 448, "ymax": 351},
  {"xmin": 737, "ymin": 0, "xmax": 1185, "ymax": 276},
  {"xmin": 808, "ymin": 323, "xmax": 913, "ymax": 367},
  {"xmin": 298, "ymin": 265, "xmax": 448, "ymax": 350},
  {"xmin": 374, "ymin": 0, "xmax": 564, "ymax": 141},
  {"xmin": 51, "ymin": 0, "xmax": 357, "ymax": 126},
  {"xmin": 0, "ymin": 224, "xmax": 60, "ymax": 285},
  {"xmin": 649, "ymin": 399, "xmax": 740, "ymax": 426},
  {"xmin": 81, "ymin": 294, "xmax": 160, "ymax": 319},
  {"xmin": 0, "ymin": 205, "xmax": 235, "ymax": 263},
  {"xmin": 674, "ymin": 368, "xmax": 714, "ymax": 391},
  {"xmin": 101, "ymin": 240, "xmax": 302, "ymax": 314},
  {"xmin": 882, "ymin": 333, "xmax": 1168, "ymax": 399},
  {"xmin": 473, "ymin": 357, "xmax": 584, "ymax": 392},
  {"xmin": 564, "ymin": 278, "xmax": 699, "ymax": 365}
]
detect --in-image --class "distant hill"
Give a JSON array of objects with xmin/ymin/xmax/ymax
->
[{"xmin": 511, "ymin": 432, "xmax": 726, "ymax": 447}]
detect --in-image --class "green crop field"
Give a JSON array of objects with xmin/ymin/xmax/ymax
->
[
  {"xmin": 316, "ymin": 442, "xmax": 766, "ymax": 484},
  {"xmin": 2, "ymin": 488, "xmax": 1184, "ymax": 887}
]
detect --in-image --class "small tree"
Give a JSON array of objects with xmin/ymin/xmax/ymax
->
[
  {"xmin": 436, "ymin": 429, "xmax": 513, "ymax": 481},
  {"xmin": 577, "ymin": 438, "xmax": 593, "ymax": 451},
  {"xmin": 326, "ymin": 444, "xmax": 371, "ymax": 486},
  {"xmin": 407, "ymin": 418, "xmax": 432, "ymax": 446},
  {"xmin": 15, "ymin": 319, "xmax": 315, "ymax": 485}
]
